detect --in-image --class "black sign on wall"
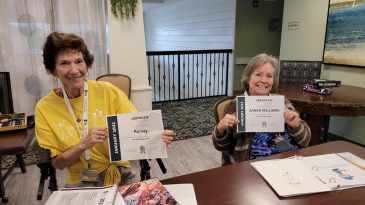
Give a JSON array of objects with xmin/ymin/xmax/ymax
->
[{"xmin": 0, "ymin": 72, "xmax": 14, "ymax": 114}]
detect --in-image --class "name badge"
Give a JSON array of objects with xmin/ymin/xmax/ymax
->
[
  {"xmin": 275, "ymin": 134, "xmax": 291, "ymax": 152},
  {"xmin": 81, "ymin": 169, "xmax": 99, "ymax": 183}
]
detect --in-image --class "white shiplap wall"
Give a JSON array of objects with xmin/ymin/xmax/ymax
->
[
  {"xmin": 143, "ymin": 0, "xmax": 236, "ymax": 96},
  {"xmin": 143, "ymin": 0, "xmax": 236, "ymax": 51}
]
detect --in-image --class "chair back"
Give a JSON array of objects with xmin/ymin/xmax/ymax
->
[
  {"xmin": 96, "ymin": 74, "xmax": 131, "ymax": 99},
  {"xmin": 97, "ymin": 74, "xmax": 167, "ymax": 179},
  {"xmin": 214, "ymin": 96, "xmax": 236, "ymax": 124},
  {"xmin": 279, "ymin": 60, "xmax": 321, "ymax": 84}
]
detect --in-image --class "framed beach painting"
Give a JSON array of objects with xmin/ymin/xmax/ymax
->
[{"xmin": 323, "ymin": 0, "xmax": 365, "ymax": 68}]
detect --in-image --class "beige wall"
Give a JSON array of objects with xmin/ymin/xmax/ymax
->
[
  {"xmin": 108, "ymin": 0, "xmax": 152, "ymax": 111},
  {"xmin": 281, "ymin": 0, "xmax": 365, "ymax": 144},
  {"xmin": 234, "ymin": 0, "xmax": 283, "ymax": 92},
  {"xmin": 280, "ymin": 0, "xmax": 327, "ymax": 60}
]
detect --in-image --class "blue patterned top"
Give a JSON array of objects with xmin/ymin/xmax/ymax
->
[{"xmin": 250, "ymin": 131, "xmax": 298, "ymax": 159}]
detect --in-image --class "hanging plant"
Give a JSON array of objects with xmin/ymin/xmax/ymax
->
[{"xmin": 111, "ymin": 0, "xmax": 138, "ymax": 19}]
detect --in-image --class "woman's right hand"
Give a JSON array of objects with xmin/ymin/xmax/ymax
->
[
  {"xmin": 79, "ymin": 127, "xmax": 107, "ymax": 150},
  {"xmin": 217, "ymin": 114, "xmax": 239, "ymax": 135},
  {"xmin": 52, "ymin": 127, "xmax": 108, "ymax": 170}
]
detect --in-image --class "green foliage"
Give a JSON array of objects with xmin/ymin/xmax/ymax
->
[{"xmin": 111, "ymin": 0, "xmax": 138, "ymax": 19}]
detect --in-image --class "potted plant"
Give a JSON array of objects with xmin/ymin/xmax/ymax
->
[{"xmin": 111, "ymin": 0, "xmax": 138, "ymax": 19}]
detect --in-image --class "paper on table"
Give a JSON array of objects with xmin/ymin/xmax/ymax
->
[
  {"xmin": 114, "ymin": 192, "xmax": 126, "ymax": 205},
  {"xmin": 45, "ymin": 185, "xmax": 117, "ymax": 205},
  {"xmin": 301, "ymin": 153, "xmax": 365, "ymax": 190},
  {"xmin": 106, "ymin": 110, "xmax": 167, "ymax": 161},
  {"xmin": 251, "ymin": 157, "xmax": 332, "ymax": 197},
  {"xmin": 165, "ymin": 184, "xmax": 197, "ymax": 205},
  {"xmin": 251, "ymin": 153, "xmax": 365, "ymax": 197}
]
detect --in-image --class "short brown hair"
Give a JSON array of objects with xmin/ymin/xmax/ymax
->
[
  {"xmin": 240, "ymin": 53, "xmax": 280, "ymax": 94},
  {"xmin": 42, "ymin": 32, "xmax": 94, "ymax": 73}
]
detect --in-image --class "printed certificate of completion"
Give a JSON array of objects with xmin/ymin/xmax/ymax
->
[
  {"xmin": 106, "ymin": 110, "xmax": 167, "ymax": 162},
  {"xmin": 236, "ymin": 95, "xmax": 284, "ymax": 133}
]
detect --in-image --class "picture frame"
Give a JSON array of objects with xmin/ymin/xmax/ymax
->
[{"xmin": 323, "ymin": 0, "xmax": 365, "ymax": 68}]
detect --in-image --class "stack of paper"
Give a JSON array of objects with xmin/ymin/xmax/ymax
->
[
  {"xmin": 45, "ymin": 185, "xmax": 118, "ymax": 205},
  {"xmin": 46, "ymin": 180, "xmax": 198, "ymax": 205}
]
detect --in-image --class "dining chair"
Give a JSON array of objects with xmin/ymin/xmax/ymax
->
[
  {"xmin": 214, "ymin": 96, "xmax": 236, "ymax": 124},
  {"xmin": 279, "ymin": 60, "xmax": 329, "ymax": 142},
  {"xmin": 279, "ymin": 60, "xmax": 322, "ymax": 84},
  {"xmin": 96, "ymin": 74, "xmax": 131, "ymax": 98},
  {"xmin": 36, "ymin": 144, "xmax": 58, "ymax": 200},
  {"xmin": 96, "ymin": 73, "xmax": 167, "ymax": 180},
  {"xmin": 213, "ymin": 96, "xmax": 236, "ymax": 167},
  {"xmin": 29, "ymin": 115, "xmax": 58, "ymax": 201}
]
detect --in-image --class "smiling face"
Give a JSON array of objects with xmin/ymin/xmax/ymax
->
[
  {"xmin": 247, "ymin": 62, "xmax": 274, "ymax": 96},
  {"xmin": 53, "ymin": 49, "xmax": 88, "ymax": 98}
]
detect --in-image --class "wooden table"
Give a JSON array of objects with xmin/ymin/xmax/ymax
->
[
  {"xmin": 277, "ymin": 83, "xmax": 365, "ymax": 145},
  {"xmin": 0, "ymin": 129, "xmax": 34, "ymax": 203},
  {"xmin": 162, "ymin": 141, "xmax": 365, "ymax": 205}
]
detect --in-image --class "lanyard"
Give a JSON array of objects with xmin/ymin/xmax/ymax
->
[{"xmin": 62, "ymin": 81, "xmax": 90, "ymax": 161}]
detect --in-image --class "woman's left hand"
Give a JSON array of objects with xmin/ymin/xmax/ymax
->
[
  {"xmin": 162, "ymin": 130, "xmax": 175, "ymax": 148},
  {"xmin": 284, "ymin": 109, "xmax": 300, "ymax": 129}
]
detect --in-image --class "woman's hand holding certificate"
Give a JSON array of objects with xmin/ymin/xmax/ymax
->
[
  {"xmin": 106, "ymin": 110, "xmax": 169, "ymax": 162},
  {"xmin": 283, "ymin": 108, "xmax": 300, "ymax": 129}
]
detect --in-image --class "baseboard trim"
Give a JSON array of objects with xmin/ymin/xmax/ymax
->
[{"xmin": 327, "ymin": 132, "xmax": 364, "ymax": 148}]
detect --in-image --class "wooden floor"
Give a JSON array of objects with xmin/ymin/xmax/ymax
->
[{"xmin": 0, "ymin": 135, "xmax": 221, "ymax": 205}]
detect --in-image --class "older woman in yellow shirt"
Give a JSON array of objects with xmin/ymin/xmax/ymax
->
[{"xmin": 35, "ymin": 32, "xmax": 174, "ymax": 187}]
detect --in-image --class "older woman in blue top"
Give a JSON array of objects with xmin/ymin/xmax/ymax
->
[{"xmin": 212, "ymin": 53, "xmax": 311, "ymax": 165}]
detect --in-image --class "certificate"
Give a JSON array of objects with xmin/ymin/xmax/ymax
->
[
  {"xmin": 236, "ymin": 95, "xmax": 284, "ymax": 132},
  {"xmin": 106, "ymin": 110, "xmax": 167, "ymax": 162}
]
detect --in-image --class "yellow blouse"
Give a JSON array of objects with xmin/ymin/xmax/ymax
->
[{"xmin": 35, "ymin": 80, "xmax": 137, "ymax": 185}]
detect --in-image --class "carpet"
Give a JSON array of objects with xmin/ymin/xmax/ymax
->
[
  {"xmin": 153, "ymin": 96, "xmax": 225, "ymax": 141},
  {"xmin": 1, "ymin": 141, "xmax": 49, "ymax": 170}
]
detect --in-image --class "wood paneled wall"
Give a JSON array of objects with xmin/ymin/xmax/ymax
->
[{"xmin": 143, "ymin": 0, "xmax": 236, "ymax": 51}]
